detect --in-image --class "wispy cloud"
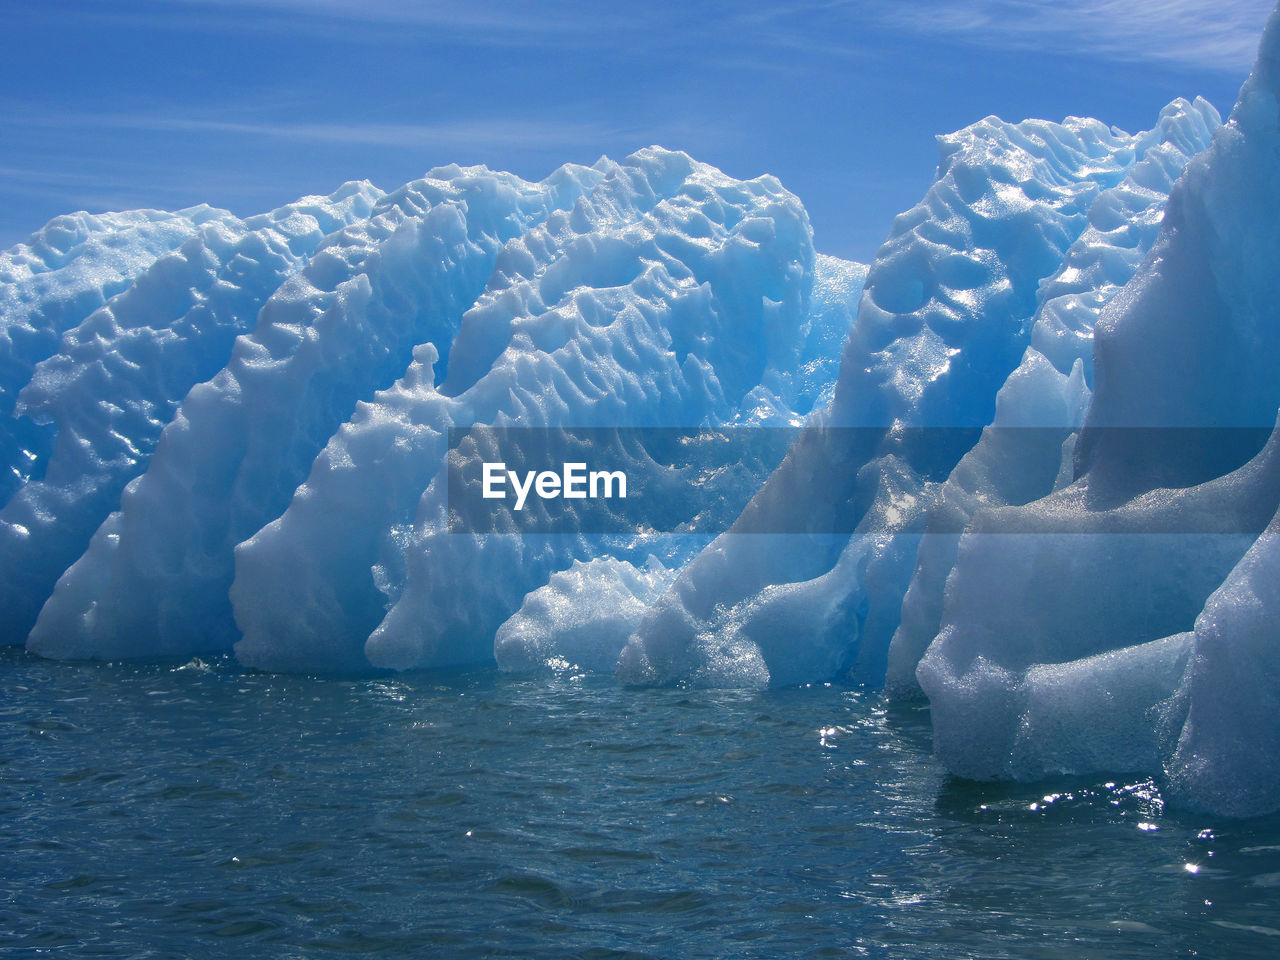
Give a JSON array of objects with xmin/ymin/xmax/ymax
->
[
  {"xmin": 68, "ymin": 0, "xmax": 665, "ymax": 49},
  {"xmin": 0, "ymin": 97, "xmax": 735, "ymax": 175},
  {"xmin": 43, "ymin": 0, "xmax": 1271, "ymax": 73},
  {"xmin": 0, "ymin": 159, "xmax": 279, "ymax": 226},
  {"xmin": 864, "ymin": 0, "xmax": 1274, "ymax": 73},
  {"xmin": 168, "ymin": 0, "xmax": 602, "ymax": 32},
  {"xmin": 0, "ymin": 96, "xmax": 652, "ymax": 153},
  {"xmin": 81, "ymin": 115, "xmax": 634, "ymax": 152}
]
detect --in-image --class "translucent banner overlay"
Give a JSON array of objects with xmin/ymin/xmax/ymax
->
[{"xmin": 445, "ymin": 426, "xmax": 1278, "ymax": 535}]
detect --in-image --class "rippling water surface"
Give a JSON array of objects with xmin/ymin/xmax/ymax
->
[{"xmin": 4, "ymin": 647, "xmax": 1280, "ymax": 958}]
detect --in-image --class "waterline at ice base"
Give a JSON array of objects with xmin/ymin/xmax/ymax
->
[{"xmin": 7, "ymin": 7, "xmax": 1280, "ymax": 820}]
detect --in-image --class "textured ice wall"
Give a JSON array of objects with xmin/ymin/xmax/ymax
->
[
  {"xmin": 28, "ymin": 164, "xmax": 602, "ymax": 659},
  {"xmin": 3, "ymin": 150, "xmax": 863, "ymax": 669},
  {"xmin": 618, "ymin": 101, "xmax": 1217, "ymax": 689},
  {"xmin": 1169, "ymin": 519, "xmax": 1280, "ymax": 817},
  {"xmin": 918, "ymin": 5, "xmax": 1280, "ymax": 816},
  {"xmin": 1, "ymin": 205, "xmax": 234, "ymax": 508},
  {"xmin": 233, "ymin": 148, "xmax": 859, "ymax": 673},
  {"xmin": 886, "ymin": 97, "xmax": 1220, "ymax": 696},
  {"xmin": 0, "ymin": 185, "xmax": 381, "ymax": 647}
]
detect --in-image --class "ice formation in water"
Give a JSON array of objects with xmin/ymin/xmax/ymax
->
[
  {"xmin": 27, "ymin": 163, "xmax": 602, "ymax": 660},
  {"xmin": 1, "ymin": 205, "xmax": 236, "ymax": 510},
  {"xmin": 230, "ymin": 150, "xmax": 862, "ymax": 674},
  {"xmin": 356, "ymin": 158, "xmax": 858, "ymax": 675},
  {"xmin": 619, "ymin": 97, "xmax": 1221, "ymax": 690},
  {"xmin": 5, "ymin": 149, "xmax": 864, "ymax": 672},
  {"xmin": 5, "ymin": 3, "xmax": 1280, "ymax": 817},
  {"xmin": 917, "ymin": 6, "xmax": 1280, "ymax": 817},
  {"xmin": 1, "ymin": 186, "xmax": 380, "ymax": 649},
  {"xmin": 495, "ymin": 556, "xmax": 676, "ymax": 673}
]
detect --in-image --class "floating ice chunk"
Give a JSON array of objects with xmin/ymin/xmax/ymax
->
[{"xmin": 495, "ymin": 556, "xmax": 675, "ymax": 673}]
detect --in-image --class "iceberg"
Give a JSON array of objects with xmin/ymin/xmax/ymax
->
[
  {"xmin": 886, "ymin": 96, "xmax": 1220, "ymax": 696},
  {"xmin": 7, "ymin": 149, "xmax": 863, "ymax": 671},
  {"xmin": 0, "ymin": 185, "xmax": 380, "ymax": 648},
  {"xmin": 1, "ymin": 205, "xmax": 235, "ymax": 510},
  {"xmin": 618, "ymin": 98, "xmax": 1219, "ymax": 689},
  {"xmin": 3, "ymin": 0, "xmax": 1279, "ymax": 818},
  {"xmin": 237, "ymin": 149, "xmax": 860, "ymax": 674},
  {"xmin": 26, "ymin": 163, "xmax": 602, "ymax": 660},
  {"xmin": 917, "ymin": 4, "xmax": 1280, "ymax": 816}
]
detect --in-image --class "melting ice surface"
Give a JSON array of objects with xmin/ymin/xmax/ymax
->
[{"xmin": 5, "ymin": 5, "xmax": 1280, "ymax": 822}]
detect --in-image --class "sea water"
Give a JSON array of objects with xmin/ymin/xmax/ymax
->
[{"xmin": 3, "ymin": 647, "xmax": 1279, "ymax": 959}]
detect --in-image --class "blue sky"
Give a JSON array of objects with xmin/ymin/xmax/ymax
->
[{"xmin": 0, "ymin": 0, "xmax": 1272, "ymax": 263}]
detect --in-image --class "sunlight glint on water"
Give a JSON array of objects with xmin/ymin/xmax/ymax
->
[{"xmin": 2, "ymin": 648, "xmax": 1278, "ymax": 959}]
